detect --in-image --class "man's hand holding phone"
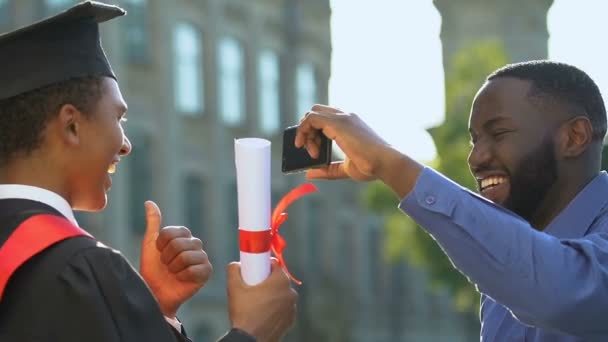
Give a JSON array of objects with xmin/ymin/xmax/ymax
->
[
  {"xmin": 281, "ymin": 125, "xmax": 332, "ymax": 174},
  {"xmin": 292, "ymin": 105, "xmax": 411, "ymax": 183}
]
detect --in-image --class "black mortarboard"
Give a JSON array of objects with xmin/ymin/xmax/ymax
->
[{"xmin": 0, "ymin": 1, "xmax": 125, "ymax": 100}]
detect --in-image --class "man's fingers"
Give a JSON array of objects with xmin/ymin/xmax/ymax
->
[
  {"xmin": 296, "ymin": 111, "xmax": 340, "ymax": 159},
  {"xmin": 156, "ymin": 226, "xmax": 192, "ymax": 251},
  {"xmin": 305, "ymin": 136, "xmax": 320, "ymax": 158},
  {"xmin": 175, "ymin": 263, "xmax": 213, "ymax": 283},
  {"xmin": 311, "ymin": 104, "xmax": 343, "ymax": 114},
  {"xmin": 159, "ymin": 236, "xmax": 203, "ymax": 264},
  {"xmin": 297, "ymin": 111, "xmax": 327, "ymax": 133},
  {"xmin": 294, "ymin": 112, "xmax": 318, "ymax": 148},
  {"xmin": 267, "ymin": 261, "xmax": 292, "ymax": 288},
  {"xmin": 167, "ymin": 250, "xmax": 210, "ymax": 273},
  {"xmin": 305, "ymin": 162, "xmax": 349, "ymax": 180},
  {"xmin": 295, "ymin": 112, "xmax": 331, "ymax": 147}
]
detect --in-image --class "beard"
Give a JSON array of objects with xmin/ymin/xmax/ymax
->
[{"xmin": 503, "ymin": 137, "xmax": 558, "ymax": 222}]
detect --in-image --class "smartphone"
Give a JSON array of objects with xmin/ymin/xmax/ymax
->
[{"xmin": 281, "ymin": 125, "xmax": 332, "ymax": 174}]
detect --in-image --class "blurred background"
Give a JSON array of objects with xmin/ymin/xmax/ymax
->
[{"xmin": 3, "ymin": 0, "xmax": 608, "ymax": 341}]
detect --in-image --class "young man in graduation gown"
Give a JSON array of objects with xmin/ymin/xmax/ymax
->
[
  {"xmin": 0, "ymin": 2, "xmax": 297, "ymax": 341},
  {"xmin": 294, "ymin": 61, "xmax": 608, "ymax": 341}
]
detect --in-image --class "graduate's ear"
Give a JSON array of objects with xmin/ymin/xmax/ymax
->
[
  {"xmin": 56, "ymin": 103, "xmax": 83, "ymax": 146},
  {"xmin": 556, "ymin": 116, "xmax": 593, "ymax": 159}
]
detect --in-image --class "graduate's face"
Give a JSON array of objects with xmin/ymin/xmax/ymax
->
[
  {"xmin": 70, "ymin": 78, "xmax": 131, "ymax": 211},
  {"xmin": 467, "ymin": 77, "xmax": 559, "ymax": 221}
]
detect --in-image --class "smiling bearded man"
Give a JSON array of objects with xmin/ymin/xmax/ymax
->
[{"xmin": 293, "ymin": 59, "xmax": 608, "ymax": 341}]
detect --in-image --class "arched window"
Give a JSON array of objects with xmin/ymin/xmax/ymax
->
[
  {"xmin": 174, "ymin": 22, "xmax": 203, "ymax": 114},
  {"xmin": 218, "ymin": 37, "xmax": 245, "ymax": 125},
  {"xmin": 295, "ymin": 63, "xmax": 316, "ymax": 119},
  {"xmin": 258, "ymin": 49, "xmax": 280, "ymax": 133},
  {"xmin": 124, "ymin": 0, "xmax": 149, "ymax": 63}
]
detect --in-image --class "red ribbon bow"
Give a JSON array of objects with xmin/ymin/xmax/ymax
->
[
  {"xmin": 269, "ymin": 183, "xmax": 318, "ymax": 285},
  {"xmin": 239, "ymin": 183, "xmax": 317, "ymax": 285}
]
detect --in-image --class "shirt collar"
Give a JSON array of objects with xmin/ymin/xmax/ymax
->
[
  {"xmin": 544, "ymin": 171, "xmax": 608, "ymax": 239},
  {"xmin": 0, "ymin": 184, "xmax": 78, "ymax": 226}
]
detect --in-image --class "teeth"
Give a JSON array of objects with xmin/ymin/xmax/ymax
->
[
  {"xmin": 481, "ymin": 176, "xmax": 506, "ymax": 189},
  {"xmin": 108, "ymin": 164, "xmax": 116, "ymax": 174}
]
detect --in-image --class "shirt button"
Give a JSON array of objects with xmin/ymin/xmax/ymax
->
[{"xmin": 425, "ymin": 195, "xmax": 436, "ymax": 205}]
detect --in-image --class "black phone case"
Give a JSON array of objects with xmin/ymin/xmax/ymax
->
[{"xmin": 281, "ymin": 126, "xmax": 332, "ymax": 174}]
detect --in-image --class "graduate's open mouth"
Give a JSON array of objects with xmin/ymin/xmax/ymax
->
[{"xmin": 477, "ymin": 174, "xmax": 509, "ymax": 204}]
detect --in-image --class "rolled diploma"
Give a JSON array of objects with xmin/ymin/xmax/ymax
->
[{"xmin": 234, "ymin": 138, "xmax": 271, "ymax": 285}]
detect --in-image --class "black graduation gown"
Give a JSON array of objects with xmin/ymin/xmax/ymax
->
[{"xmin": 0, "ymin": 199, "xmax": 253, "ymax": 342}]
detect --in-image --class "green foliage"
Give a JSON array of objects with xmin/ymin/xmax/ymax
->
[
  {"xmin": 431, "ymin": 41, "xmax": 509, "ymax": 191},
  {"xmin": 365, "ymin": 40, "xmax": 510, "ymax": 315}
]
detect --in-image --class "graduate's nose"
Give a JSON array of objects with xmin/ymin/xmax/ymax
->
[{"xmin": 120, "ymin": 136, "xmax": 132, "ymax": 156}]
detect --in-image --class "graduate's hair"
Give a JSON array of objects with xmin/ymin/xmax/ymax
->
[
  {"xmin": 0, "ymin": 76, "xmax": 104, "ymax": 166},
  {"xmin": 487, "ymin": 60, "xmax": 607, "ymax": 142}
]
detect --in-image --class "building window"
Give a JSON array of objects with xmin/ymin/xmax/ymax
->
[
  {"xmin": 0, "ymin": 0, "xmax": 10, "ymax": 26},
  {"xmin": 129, "ymin": 136, "xmax": 152, "ymax": 235},
  {"xmin": 296, "ymin": 63, "xmax": 317, "ymax": 119},
  {"xmin": 124, "ymin": 0, "xmax": 148, "ymax": 63},
  {"xmin": 44, "ymin": 0, "xmax": 74, "ymax": 15},
  {"xmin": 218, "ymin": 37, "xmax": 245, "ymax": 125},
  {"xmin": 258, "ymin": 49, "xmax": 280, "ymax": 134},
  {"xmin": 174, "ymin": 22, "xmax": 203, "ymax": 114},
  {"xmin": 184, "ymin": 174, "xmax": 205, "ymax": 237}
]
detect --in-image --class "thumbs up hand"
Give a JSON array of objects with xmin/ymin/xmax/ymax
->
[{"xmin": 140, "ymin": 200, "xmax": 213, "ymax": 318}]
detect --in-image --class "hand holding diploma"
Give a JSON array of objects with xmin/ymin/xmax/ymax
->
[
  {"xmin": 234, "ymin": 138, "xmax": 317, "ymax": 285},
  {"xmin": 226, "ymin": 259, "xmax": 298, "ymax": 342}
]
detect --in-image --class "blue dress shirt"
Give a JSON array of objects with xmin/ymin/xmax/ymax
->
[{"xmin": 399, "ymin": 168, "xmax": 608, "ymax": 341}]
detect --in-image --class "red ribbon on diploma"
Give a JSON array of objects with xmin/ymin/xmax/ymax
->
[{"xmin": 239, "ymin": 183, "xmax": 318, "ymax": 285}]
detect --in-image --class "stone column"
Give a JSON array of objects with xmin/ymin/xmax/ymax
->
[{"xmin": 433, "ymin": 0, "xmax": 554, "ymax": 69}]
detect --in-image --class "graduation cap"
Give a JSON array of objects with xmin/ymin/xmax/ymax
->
[{"xmin": 0, "ymin": 1, "xmax": 125, "ymax": 101}]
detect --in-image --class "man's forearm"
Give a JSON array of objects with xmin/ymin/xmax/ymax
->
[
  {"xmin": 399, "ymin": 167, "xmax": 608, "ymax": 336},
  {"xmin": 375, "ymin": 147, "xmax": 424, "ymax": 199}
]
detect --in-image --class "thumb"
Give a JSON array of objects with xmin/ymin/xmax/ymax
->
[
  {"xmin": 226, "ymin": 262, "xmax": 244, "ymax": 287},
  {"xmin": 270, "ymin": 257, "xmax": 280, "ymax": 270},
  {"xmin": 144, "ymin": 200, "xmax": 162, "ymax": 237},
  {"xmin": 305, "ymin": 162, "xmax": 348, "ymax": 180}
]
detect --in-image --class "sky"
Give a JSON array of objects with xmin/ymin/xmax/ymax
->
[{"xmin": 328, "ymin": 0, "xmax": 608, "ymax": 162}]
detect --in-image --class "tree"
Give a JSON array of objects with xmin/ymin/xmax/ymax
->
[{"xmin": 366, "ymin": 40, "xmax": 509, "ymax": 315}]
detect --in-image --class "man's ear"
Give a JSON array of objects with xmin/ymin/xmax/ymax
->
[
  {"xmin": 55, "ymin": 104, "xmax": 82, "ymax": 146},
  {"xmin": 557, "ymin": 116, "xmax": 593, "ymax": 158}
]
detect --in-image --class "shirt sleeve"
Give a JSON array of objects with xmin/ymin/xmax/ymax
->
[
  {"xmin": 53, "ymin": 245, "xmax": 181, "ymax": 342},
  {"xmin": 399, "ymin": 167, "xmax": 608, "ymax": 337}
]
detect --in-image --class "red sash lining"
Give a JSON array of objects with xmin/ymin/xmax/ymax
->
[{"xmin": 0, "ymin": 214, "xmax": 91, "ymax": 301}]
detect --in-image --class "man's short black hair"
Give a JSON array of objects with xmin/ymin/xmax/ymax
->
[
  {"xmin": 487, "ymin": 60, "xmax": 607, "ymax": 141},
  {"xmin": 0, "ymin": 76, "xmax": 104, "ymax": 166}
]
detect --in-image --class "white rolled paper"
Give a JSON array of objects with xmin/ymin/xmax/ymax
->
[{"xmin": 234, "ymin": 138, "xmax": 272, "ymax": 285}]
